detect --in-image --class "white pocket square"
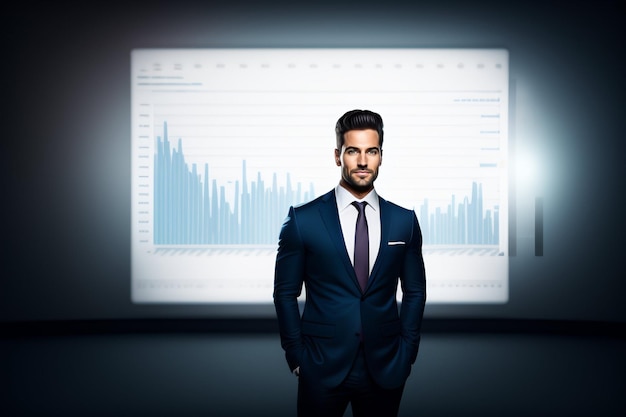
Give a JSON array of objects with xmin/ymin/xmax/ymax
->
[{"xmin": 388, "ymin": 241, "xmax": 406, "ymax": 246}]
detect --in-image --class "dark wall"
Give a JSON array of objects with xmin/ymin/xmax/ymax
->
[{"xmin": 2, "ymin": 0, "xmax": 625, "ymax": 322}]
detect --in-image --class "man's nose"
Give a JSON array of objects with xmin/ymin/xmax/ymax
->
[{"xmin": 357, "ymin": 152, "xmax": 367, "ymax": 166}]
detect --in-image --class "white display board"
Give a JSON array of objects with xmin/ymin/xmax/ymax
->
[{"xmin": 131, "ymin": 48, "xmax": 509, "ymax": 304}]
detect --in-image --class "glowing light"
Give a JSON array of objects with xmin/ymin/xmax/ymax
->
[{"xmin": 516, "ymin": 148, "xmax": 541, "ymax": 188}]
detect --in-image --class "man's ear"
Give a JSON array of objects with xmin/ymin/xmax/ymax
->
[{"xmin": 334, "ymin": 148, "xmax": 341, "ymax": 166}]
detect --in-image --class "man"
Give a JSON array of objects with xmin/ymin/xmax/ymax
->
[{"xmin": 274, "ymin": 109, "xmax": 426, "ymax": 417}]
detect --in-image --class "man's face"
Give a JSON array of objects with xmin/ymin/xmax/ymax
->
[{"xmin": 335, "ymin": 129, "xmax": 382, "ymax": 198}]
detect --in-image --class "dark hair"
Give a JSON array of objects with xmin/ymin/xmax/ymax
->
[{"xmin": 335, "ymin": 109, "xmax": 384, "ymax": 150}]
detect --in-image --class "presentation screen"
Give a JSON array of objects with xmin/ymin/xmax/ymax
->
[{"xmin": 131, "ymin": 48, "xmax": 509, "ymax": 305}]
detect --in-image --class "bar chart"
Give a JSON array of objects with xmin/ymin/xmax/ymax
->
[
  {"xmin": 153, "ymin": 120, "xmax": 499, "ymax": 247},
  {"xmin": 154, "ymin": 121, "xmax": 315, "ymax": 245}
]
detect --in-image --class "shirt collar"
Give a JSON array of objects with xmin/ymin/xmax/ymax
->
[{"xmin": 335, "ymin": 184, "xmax": 379, "ymax": 213}]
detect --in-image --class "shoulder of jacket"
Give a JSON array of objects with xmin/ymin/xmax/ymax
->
[
  {"xmin": 293, "ymin": 190, "xmax": 334, "ymax": 212},
  {"xmin": 379, "ymin": 197, "xmax": 413, "ymax": 215}
]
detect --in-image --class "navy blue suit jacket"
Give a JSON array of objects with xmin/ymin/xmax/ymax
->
[{"xmin": 274, "ymin": 189, "xmax": 426, "ymax": 389}]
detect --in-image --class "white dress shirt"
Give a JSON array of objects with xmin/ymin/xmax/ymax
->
[{"xmin": 335, "ymin": 184, "xmax": 381, "ymax": 275}]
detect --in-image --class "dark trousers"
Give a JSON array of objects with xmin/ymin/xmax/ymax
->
[{"xmin": 297, "ymin": 346, "xmax": 405, "ymax": 417}]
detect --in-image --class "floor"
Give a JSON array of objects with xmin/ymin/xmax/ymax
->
[{"xmin": 2, "ymin": 327, "xmax": 624, "ymax": 416}]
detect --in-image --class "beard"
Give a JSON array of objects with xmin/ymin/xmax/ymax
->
[{"xmin": 341, "ymin": 168, "xmax": 378, "ymax": 194}]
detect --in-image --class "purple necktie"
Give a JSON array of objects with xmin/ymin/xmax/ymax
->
[{"xmin": 352, "ymin": 201, "xmax": 369, "ymax": 292}]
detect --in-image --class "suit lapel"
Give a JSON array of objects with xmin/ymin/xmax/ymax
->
[
  {"xmin": 318, "ymin": 190, "xmax": 361, "ymax": 291},
  {"xmin": 367, "ymin": 197, "xmax": 391, "ymax": 291}
]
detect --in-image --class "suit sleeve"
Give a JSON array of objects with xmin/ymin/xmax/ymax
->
[
  {"xmin": 399, "ymin": 211, "xmax": 427, "ymax": 364},
  {"xmin": 273, "ymin": 206, "xmax": 306, "ymax": 372}
]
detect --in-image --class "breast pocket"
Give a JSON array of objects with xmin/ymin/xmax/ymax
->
[{"xmin": 381, "ymin": 240, "xmax": 407, "ymax": 276}]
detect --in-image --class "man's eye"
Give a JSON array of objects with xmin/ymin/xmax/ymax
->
[
  {"xmin": 367, "ymin": 149, "xmax": 379, "ymax": 155},
  {"xmin": 347, "ymin": 149, "xmax": 357, "ymax": 155}
]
